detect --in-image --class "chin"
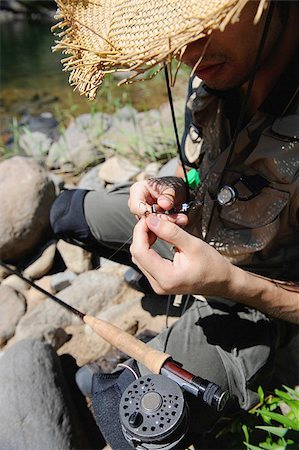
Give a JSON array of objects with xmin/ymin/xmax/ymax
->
[{"xmin": 204, "ymin": 78, "xmax": 245, "ymax": 91}]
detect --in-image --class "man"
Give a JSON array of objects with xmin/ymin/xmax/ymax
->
[{"xmin": 51, "ymin": 0, "xmax": 299, "ymax": 447}]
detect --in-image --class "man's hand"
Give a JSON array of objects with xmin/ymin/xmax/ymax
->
[
  {"xmin": 130, "ymin": 213, "xmax": 232, "ymax": 295},
  {"xmin": 128, "ymin": 177, "xmax": 188, "ymax": 225},
  {"xmin": 130, "ymin": 214, "xmax": 299, "ymax": 323}
]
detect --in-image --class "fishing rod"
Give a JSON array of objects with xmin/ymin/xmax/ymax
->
[{"xmin": 0, "ymin": 260, "xmax": 229, "ymax": 448}]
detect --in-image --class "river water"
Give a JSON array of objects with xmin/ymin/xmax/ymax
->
[{"xmin": 1, "ymin": 19, "xmax": 188, "ymax": 133}]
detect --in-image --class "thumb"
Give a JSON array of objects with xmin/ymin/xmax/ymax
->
[{"xmin": 146, "ymin": 214, "xmax": 193, "ymax": 251}]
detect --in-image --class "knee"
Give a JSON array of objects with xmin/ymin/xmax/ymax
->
[{"xmin": 50, "ymin": 189, "xmax": 95, "ymax": 246}]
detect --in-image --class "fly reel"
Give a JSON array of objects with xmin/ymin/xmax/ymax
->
[{"xmin": 119, "ymin": 374, "xmax": 189, "ymax": 449}]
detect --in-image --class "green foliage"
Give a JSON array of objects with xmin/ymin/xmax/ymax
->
[
  {"xmin": 243, "ymin": 386, "xmax": 299, "ymax": 450},
  {"xmin": 0, "ymin": 117, "xmax": 24, "ymax": 161},
  {"xmin": 208, "ymin": 386, "xmax": 299, "ymax": 450}
]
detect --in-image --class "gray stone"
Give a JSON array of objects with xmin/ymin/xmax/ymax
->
[
  {"xmin": 0, "ymin": 338, "xmax": 90, "ymax": 450},
  {"xmin": 19, "ymin": 112, "xmax": 58, "ymax": 140},
  {"xmin": 0, "ymin": 285, "xmax": 26, "ymax": 347},
  {"xmin": 78, "ymin": 164, "xmax": 105, "ymax": 191},
  {"xmin": 98, "ymin": 156, "xmax": 140, "ymax": 184},
  {"xmin": 19, "ymin": 131, "xmax": 52, "ymax": 157},
  {"xmin": 100, "ymin": 103, "xmax": 184, "ymax": 164},
  {"xmin": 0, "ymin": 157, "xmax": 56, "ymax": 261},
  {"xmin": 23, "ymin": 241, "xmax": 56, "ymax": 280},
  {"xmin": 14, "ymin": 270, "xmax": 122, "ymax": 341},
  {"xmin": 47, "ymin": 112, "xmax": 111, "ymax": 170},
  {"xmin": 51, "ymin": 270, "xmax": 77, "ymax": 293},
  {"xmin": 57, "ymin": 240, "xmax": 92, "ymax": 274},
  {"xmin": 158, "ymin": 156, "xmax": 179, "ymax": 177}
]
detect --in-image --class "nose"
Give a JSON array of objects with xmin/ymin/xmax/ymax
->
[{"xmin": 181, "ymin": 37, "xmax": 208, "ymax": 66}]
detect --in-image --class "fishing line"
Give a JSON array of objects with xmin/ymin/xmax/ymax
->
[{"xmin": 94, "ymin": 234, "xmax": 134, "ymax": 270}]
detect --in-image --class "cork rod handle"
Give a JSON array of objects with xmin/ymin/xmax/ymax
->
[{"xmin": 83, "ymin": 315, "xmax": 171, "ymax": 374}]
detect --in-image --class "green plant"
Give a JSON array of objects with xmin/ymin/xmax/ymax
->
[
  {"xmin": 243, "ymin": 386, "xmax": 299, "ymax": 450},
  {"xmin": 0, "ymin": 117, "xmax": 24, "ymax": 160}
]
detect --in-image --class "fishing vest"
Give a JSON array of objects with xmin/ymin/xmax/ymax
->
[{"xmin": 182, "ymin": 76, "xmax": 299, "ymax": 281}]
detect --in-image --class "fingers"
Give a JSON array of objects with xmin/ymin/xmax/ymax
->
[
  {"xmin": 128, "ymin": 177, "xmax": 186, "ymax": 218},
  {"xmin": 128, "ymin": 182, "xmax": 155, "ymax": 217},
  {"xmin": 145, "ymin": 214, "xmax": 193, "ymax": 252},
  {"xmin": 130, "ymin": 216, "xmax": 188, "ymax": 294}
]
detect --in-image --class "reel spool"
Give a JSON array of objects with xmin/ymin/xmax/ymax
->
[{"xmin": 119, "ymin": 374, "xmax": 189, "ymax": 449}]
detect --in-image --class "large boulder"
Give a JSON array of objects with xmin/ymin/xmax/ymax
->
[
  {"xmin": 0, "ymin": 339, "xmax": 92, "ymax": 450},
  {"xmin": 0, "ymin": 157, "xmax": 56, "ymax": 261}
]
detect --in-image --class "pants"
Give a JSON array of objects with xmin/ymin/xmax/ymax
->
[
  {"xmin": 50, "ymin": 183, "xmax": 172, "ymax": 267},
  {"xmin": 50, "ymin": 186, "xmax": 298, "ymax": 446}
]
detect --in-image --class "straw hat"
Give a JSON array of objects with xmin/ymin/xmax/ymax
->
[{"xmin": 52, "ymin": 0, "xmax": 268, "ymax": 99}]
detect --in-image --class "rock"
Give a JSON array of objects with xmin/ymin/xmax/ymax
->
[
  {"xmin": 98, "ymin": 258, "xmax": 127, "ymax": 275},
  {"xmin": 57, "ymin": 323, "xmax": 112, "ymax": 366},
  {"xmin": 158, "ymin": 156, "xmax": 179, "ymax": 177},
  {"xmin": 23, "ymin": 241, "xmax": 56, "ymax": 280},
  {"xmin": 19, "ymin": 131, "xmax": 52, "ymax": 157},
  {"xmin": 47, "ymin": 112, "xmax": 111, "ymax": 170},
  {"xmin": 78, "ymin": 164, "xmax": 106, "ymax": 191},
  {"xmin": 66, "ymin": 293, "xmax": 180, "ymax": 365},
  {"xmin": 57, "ymin": 240, "xmax": 92, "ymax": 274},
  {"xmin": 14, "ymin": 270, "xmax": 122, "ymax": 342},
  {"xmin": 98, "ymin": 156, "xmax": 140, "ymax": 184},
  {"xmin": 136, "ymin": 162, "xmax": 161, "ymax": 181},
  {"xmin": 0, "ymin": 338, "xmax": 91, "ymax": 450},
  {"xmin": 43, "ymin": 326, "xmax": 70, "ymax": 350},
  {"xmin": 2, "ymin": 274, "xmax": 30, "ymax": 292},
  {"xmin": 48, "ymin": 172, "xmax": 65, "ymax": 195},
  {"xmin": 24, "ymin": 276, "xmax": 52, "ymax": 311},
  {"xmin": 144, "ymin": 161, "xmax": 161, "ymax": 177},
  {"xmin": 19, "ymin": 112, "xmax": 58, "ymax": 141},
  {"xmin": 0, "ymin": 263, "xmax": 16, "ymax": 281},
  {"xmin": 96, "ymin": 295, "xmax": 178, "ymax": 337},
  {"xmin": 0, "ymin": 157, "xmax": 56, "ymax": 261},
  {"xmin": 51, "ymin": 270, "xmax": 77, "ymax": 293},
  {"xmin": 8, "ymin": 324, "xmax": 71, "ymax": 352},
  {"xmin": 100, "ymin": 104, "xmax": 183, "ymax": 164},
  {"xmin": 0, "ymin": 285, "xmax": 26, "ymax": 347}
]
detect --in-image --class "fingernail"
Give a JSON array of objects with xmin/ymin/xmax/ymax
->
[
  {"xmin": 147, "ymin": 214, "xmax": 161, "ymax": 227},
  {"xmin": 176, "ymin": 216, "xmax": 186, "ymax": 225}
]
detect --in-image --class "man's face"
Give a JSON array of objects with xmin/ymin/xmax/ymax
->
[{"xmin": 181, "ymin": 3, "xmax": 282, "ymax": 90}]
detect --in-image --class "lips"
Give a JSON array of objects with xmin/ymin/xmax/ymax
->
[{"xmin": 195, "ymin": 62, "xmax": 225, "ymax": 80}]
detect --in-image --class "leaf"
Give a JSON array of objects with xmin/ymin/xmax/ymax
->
[
  {"xmin": 258, "ymin": 410, "xmax": 299, "ymax": 430},
  {"xmin": 258, "ymin": 386, "xmax": 265, "ymax": 403},
  {"xmin": 244, "ymin": 443, "xmax": 262, "ymax": 450},
  {"xmin": 242, "ymin": 424, "xmax": 250, "ymax": 443},
  {"xmin": 259, "ymin": 443, "xmax": 284, "ymax": 450},
  {"xmin": 256, "ymin": 426, "xmax": 289, "ymax": 438},
  {"xmin": 282, "ymin": 386, "xmax": 299, "ymax": 399},
  {"xmin": 274, "ymin": 390, "xmax": 293, "ymax": 402}
]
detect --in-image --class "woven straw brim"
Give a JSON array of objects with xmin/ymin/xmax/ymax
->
[{"xmin": 52, "ymin": 0, "xmax": 268, "ymax": 99}]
